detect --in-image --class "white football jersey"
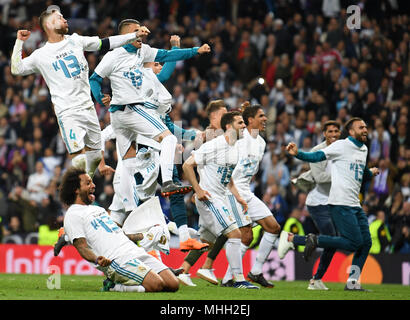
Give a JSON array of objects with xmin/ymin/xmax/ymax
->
[
  {"xmin": 13, "ymin": 33, "xmax": 101, "ymax": 117},
  {"xmin": 141, "ymin": 67, "xmax": 172, "ymax": 115},
  {"xmin": 306, "ymin": 141, "xmax": 332, "ymax": 206},
  {"xmin": 94, "ymin": 43, "xmax": 158, "ymax": 106},
  {"xmin": 192, "ymin": 135, "xmax": 239, "ymax": 197},
  {"xmin": 232, "ymin": 128, "xmax": 266, "ymax": 202},
  {"xmin": 322, "ymin": 137, "xmax": 369, "ymax": 207},
  {"xmin": 64, "ymin": 204, "xmax": 141, "ymax": 264}
]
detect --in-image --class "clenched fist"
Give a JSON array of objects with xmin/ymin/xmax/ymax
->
[
  {"xmin": 198, "ymin": 44, "xmax": 211, "ymax": 54},
  {"xmin": 17, "ymin": 30, "xmax": 31, "ymax": 41}
]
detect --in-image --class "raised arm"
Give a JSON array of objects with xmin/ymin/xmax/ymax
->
[
  {"xmin": 163, "ymin": 114, "xmax": 197, "ymax": 141},
  {"xmin": 11, "ymin": 30, "xmax": 39, "ymax": 76},
  {"xmin": 286, "ymin": 142, "xmax": 327, "ymax": 163},
  {"xmin": 156, "ymin": 35, "xmax": 180, "ymax": 83},
  {"xmin": 154, "ymin": 43, "xmax": 211, "ymax": 63},
  {"xmin": 85, "ymin": 26, "xmax": 150, "ymax": 52}
]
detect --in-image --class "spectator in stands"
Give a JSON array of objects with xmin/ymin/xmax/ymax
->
[
  {"xmin": 0, "ymin": 1, "xmax": 408, "ymax": 251},
  {"xmin": 26, "ymin": 161, "xmax": 50, "ymax": 204},
  {"xmin": 0, "ymin": 116, "xmax": 17, "ymax": 147}
]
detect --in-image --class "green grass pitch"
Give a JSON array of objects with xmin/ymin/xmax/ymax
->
[{"xmin": 0, "ymin": 273, "xmax": 408, "ymax": 300}]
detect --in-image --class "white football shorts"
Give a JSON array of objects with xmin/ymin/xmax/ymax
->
[
  {"xmin": 195, "ymin": 194, "xmax": 239, "ymax": 240},
  {"xmin": 104, "ymin": 250, "xmax": 168, "ymax": 286},
  {"xmin": 247, "ymin": 194, "xmax": 274, "ymax": 222},
  {"xmin": 111, "ymin": 104, "xmax": 168, "ymax": 159},
  {"xmin": 56, "ymin": 105, "xmax": 101, "ymax": 154},
  {"xmin": 226, "ymin": 193, "xmax": 252, "ymax": 228}
]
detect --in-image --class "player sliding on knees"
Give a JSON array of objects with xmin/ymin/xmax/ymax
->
[{"xmin": 60, "ymin": 167, "xmax": 179, "ymax": 293}]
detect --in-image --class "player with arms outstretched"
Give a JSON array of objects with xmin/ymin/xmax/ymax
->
[{"xmin": 280, "ymin": 117, "xmax": 379, "ymax": 291}]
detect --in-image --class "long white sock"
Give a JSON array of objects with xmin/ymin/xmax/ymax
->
[
  {"xmin": 251, "ymin": 232, "xmax": 278, "ymax": 275},
  {"xmin": 112, "ymin": 284, "xmax": 146, "ymax": 292},
  {"xmin": 178, "ymin": 224, "xmax": 190, "ymax": 242},
  {"xmin": 85, "ymin": 150, "xmax": 102, "ymax": 178},
  {"xmin": 224, "ymin": 238, "xmax": 245, "ymax": 282},
  {"xmin": 120, "ymin": 157, "xmax": 139, "ymax": 212},
  {"xmin": 160, "ymin": 135, "xmax": 177, "ymax": 183},
  {"xmin": 223, "ymin": 242, "xmax": 248, "ymax": 283},
  {"xmin": 71, "ymin": 154, "xmax": 86, "ymax": 170}
]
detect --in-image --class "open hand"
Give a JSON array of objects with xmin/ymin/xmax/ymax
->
[
  {"xmin": 237, "ymin": 197, "xmax": 248, "ymax": 214},
  {"xmin": 98, "ymin": 164, "xmax": 115, "ymax": 176},
  {"xmin": 196, "ymin": 188, "xmax": 212, "ymax": 201}
]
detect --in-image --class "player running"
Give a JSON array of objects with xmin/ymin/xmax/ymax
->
[
  {"xmin": 279, "ymin": 117, "xmax": 379, "ymax": 291},
  {"xmin": 290, "ymin": 120, "xmax": 341, "ymax": 290},
  {"xmin": 10, "ymin": 5, "xmax": 147, "ymax": 178},
  {"xmin": 182, "ymin": 111, "xmax": 259, "ymax": 289},
  {"xmin": 221, "ymin": 103, "xmax": 281, "ymax": 288}
]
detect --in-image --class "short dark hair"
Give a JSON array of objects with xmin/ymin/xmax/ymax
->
[
  {"xmin": 59, "ymin": 167, "xmax": 86, "ymax": 206},
  {"xmin": 39, "ymin": 5, "xmax": 62, "ymax": 33},
  {"xmin": 322, "ymin": 120, "xmax": 340, "ymax": 132},
  {"xmin": 344, "ymin": 117, "xmax": 364, "ymax": 132},
  {"xmin": 220, "ymin": 111, "xmax": 242, "ymax": 131},
  {"xmin": 242, "ymin": 104, "xmax": 262, "ymax": 126},
  {"xmin": 118, "ymin": 19, "xmax": 140, "ymax": 34},
  {"xmin": 205, "ymin": 100, "xmax": 226, "ymax": 118},
  {"xmin": 39, "ymin": 11, "xmax": 53, "ymax": 33}
]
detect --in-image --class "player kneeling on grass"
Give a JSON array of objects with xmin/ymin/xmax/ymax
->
[{"xmin": 60, "ymin": 167, "xmax": 179, "ymax": 293}]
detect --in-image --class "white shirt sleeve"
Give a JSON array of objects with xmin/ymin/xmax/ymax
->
[
  {"xmin": 192, "ymin": 142, "xmax": 215, "ymax": 165},
  {"xmin": 141, "ymin": 43, "xmax": 158, "ymax": 63},
  {"xmin": 322, "ymin": 140, "xmax": 344, "ymax": 161},
  {"xmin": 94, "ymin": 51, "xmax": 115, "ymax": 78},
  {"xmin": 64, "ymin": 210, "xmax": 86, "ymax": 243},
  {"xmin": 72, "ymin": 33, "xmax": 101, "ymax": 51},
  {"xmin": 11, "ymin": 39, "xmax": 39, "ymax": 75},
  {"xmin": 100, "ymin": 125, "xmax": 115, "ymax": 151}
]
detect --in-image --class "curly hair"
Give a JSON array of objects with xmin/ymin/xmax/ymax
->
[{"xmin": 59, "ymin": 167, "xmax": 86, "ymax": 206}]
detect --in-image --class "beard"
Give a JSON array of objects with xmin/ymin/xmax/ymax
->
[
  {"xmin": 355, "ymin": 132, "xmax": 367, "ymax": 142},
  {"xmin": 79, "ymin": 190, "xmax": 94, "ymax": 205},
  {"xmin": 55, "ymin": 26, "xmax": 68, "ymax": 35}
]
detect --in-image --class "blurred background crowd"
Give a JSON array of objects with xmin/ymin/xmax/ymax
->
[{"xmin": 0, "ymin": 0, "xmax": 409, "ymax": 254}]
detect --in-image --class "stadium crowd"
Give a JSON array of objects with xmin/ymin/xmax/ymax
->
[{"xmin": 0, "ymin": 0, "xmax": 409, "ymax": 254}]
